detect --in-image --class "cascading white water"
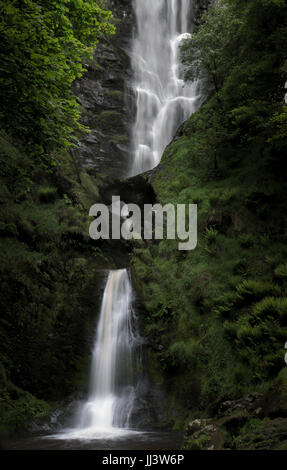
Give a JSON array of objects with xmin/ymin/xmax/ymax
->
[
  {"xmin": 56, "ymin": 269, "xmax": 141, "ymax": 439},
  {"xmin": 51, "ymin": 2, "xmax": 202, "ymax": 444},
  {"xmin": 79, "ymin": 269, "xmax": 138, "ymax": 433},
  {"xmin": 130, "ymin": 0, "xmax": 200, "ymax": 175}
]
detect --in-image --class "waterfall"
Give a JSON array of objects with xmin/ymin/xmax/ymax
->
[
  {"xmin": 52, "ymin": 1, "xmax": 201, "ymax": 443},
  {"xmin": 79, "ymin": 269, "xmax": 139, "ymax": 433},
  {"xmin": 57, "ymin": 269, "xmax": 141, "ymax": 439},
  {"xmin": 130, "ymin": 0, "xmax": 200, "ymax": 175}
]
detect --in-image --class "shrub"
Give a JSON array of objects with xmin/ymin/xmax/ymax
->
[
  {"xmin": 205, "ymin": 227, "xmax": 219, "ymax": 243},
  {"xmin": 274, "ymin": 263, "xmax": 287, "ymax": 279},
  {"xmin": 214, "ymin": 291, "xmax": 238, "ymax": 317},
  {"xmin": 238, "ymin": 233, "xmax": 255, "ymax": 248},
  {"xmin": 252, "ymin": 297, "xmax": 287, "ymax": 322},
  {"xmin": 236, "ymin": 280, "xmax": 281, "ymax": 302},
  {"xmin": 38, "ymin": 186, "xmax": 58, "ymax": 203},
  {"xmin": 168, "ymin": 339, "xmax": 198, "ymax": 369},
  {"xmin": 204, "ymin": 227, "xmax": 219, "ymax": 256},
  {"xmin": 98, "ymin": 111, "xmax": 124, "ymax": 131}
]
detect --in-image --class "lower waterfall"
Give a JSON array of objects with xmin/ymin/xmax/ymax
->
[
  {"xmin": 56, "ymin": 269, "xmax": 142, "ymax": 439},
  {"xmin": 79, "ymin": 269, "xmax": 138, "ymax": 432}
]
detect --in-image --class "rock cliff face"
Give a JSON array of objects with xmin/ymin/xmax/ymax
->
[
  {"xmin": 72, "ymin": 0, "xmax": 134, "ymax": 180},
  {"xmin": 192, "ymin": 0, "xmax": 212, "ymax": 25}
]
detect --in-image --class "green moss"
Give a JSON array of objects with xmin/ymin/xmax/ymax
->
[
  {"xmin": 106, "ymin": 90, "xmax": 124, "ymax": 103},
  {"xmin": 78, "ymin": 171, "xmax": 100, "ymax": 206},
  {"xmin": 233, "ymin": 417, "xmax": 287, "ymax": 450},
  {"xmin": 109, "ymin": 134, "xmax": 129, "ymax": 145},
  {"xmin": 184, "ymin": 433, "xmax": 211, "ymax": 450},
  {"xmin": 97, "ymin": 110, "xmax": 124, "ymax": 132},
  {"xmin": 87, "ymin": 57, "xmax": 104, "ymax": 72}
]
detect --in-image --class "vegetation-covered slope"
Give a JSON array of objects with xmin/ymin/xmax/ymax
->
[
  {"xmin": 0, "ymin": 0, "xmax": 115, "ymax": 435},
  {"xmin": 131, "ymin": 0, "xmax": 287, "ymax": 449}
]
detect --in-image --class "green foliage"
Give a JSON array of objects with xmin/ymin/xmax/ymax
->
[
  {"xmin": 204, "ymin": 227, "xmax": 219, "ymax": 243},
  {"xmin": 0, "ymin": 386, "xmax": 51, "ymax": 432},
  {"xmin": 0, "ymin": 0, "xmax": 117, "ymax": 433},
  {"xmin": 275, "ymin": 368, "xmax": 287, "ymax": 404},
  {"xmin": 132, "ymin": 0, "xmax": 287, "ymax": 425},
  {"xmin": 253, "ymin": 296, "xmax": 287, "ymax": 321},
  {"xmin": 236, "ymin": 280, "xmax": 282, "ymax": 301},
  {"xmin": 224, "ymin": 295, "xmax": 287, "ymax": 381},
  {"xmin": 181, "ymin": 0, "xmax": 243, "ymax": 93},
  {"xmin": 233, "ymin": 417, "xmax": 287, "ymax": 450},
  {"xmin": 184, "ymin": 432, "xmax": 211, "ymax": 450},
  {"xmin": 0, "ymin": 129, "xmax": 112, "ymax": 431},
  {"xmin": 167, "ymin": 339, "xmax": 199, "ymax": 370},
  {"xmin": 238, "ymin": 234, "xmax": 255, "ymax": 248},
  {"xmin": 38, "ymin": 186, "xmax": 58, "ymax": 203},
  {"xmin": 274, "ymin": 263, "xmax": 287, "ymax": 279},
  {"xmin": 182, "ymin": 0, "xmax": 287, "ymax": 156},
  {"xmin": 214, "ymin": 291, "xmax": 238, "ymax": 317},
  {"xmin": 204, "ymin": 227, "xmax": 219, "ymax": 256},
  {"xmin": 0, "ymin": 0, "xmax": 115, "ymax": 152}
]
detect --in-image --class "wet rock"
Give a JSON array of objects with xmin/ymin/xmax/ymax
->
[
  {"xmin": 184, "ymin": 419, "xmax": 223, "ymax": 450},
  {"xmin": 185, "ymin": 418, "xmax": 209, "ymax": 436},
  {"xmin": 217, "ymin": 392, "xmax": 264, "ymax": 418},
  {"xmin": 74, "ymin": 79, "xmax": 105, "ymax": 109},
  {"xmin": 71, "ymin": 1, "xmax": 133, "ymax": 180},
  {"xmin": 192, "ymin": 0, "xmax": 212, "ymax": 26}
]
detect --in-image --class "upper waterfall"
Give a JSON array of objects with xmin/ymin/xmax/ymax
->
[{"xmin": 130, "ymin": 0, "xmax": 200, "ymax": 176}]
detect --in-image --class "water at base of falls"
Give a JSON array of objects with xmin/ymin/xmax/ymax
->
[
  {"xmin": 51, "ymin": 269, "xmax": 142, "ymax": 441},
  {"xmin": 3, "ymin": 431, "xmax": 183, "ymax": 450},
  {"xmin": 130, "ymin": 0, "xmax": 201, "ymax": 176}
]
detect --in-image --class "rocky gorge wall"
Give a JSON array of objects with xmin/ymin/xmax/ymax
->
[{"xmin": 72, "ymin": 0, "xmax": 133, "ymax": 180}]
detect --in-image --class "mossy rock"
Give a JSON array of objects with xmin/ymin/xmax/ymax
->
[
  {"xmin": 233, "ymin": 417, "xmax": 287, "ymax": 450},
  {"xmin": 183, "ymin": 420, "xmax": 225, "ymax": 450},
  {"xmin": 106, "ymin": 90, "xmax": 124, "ymax": 103},
  {"xmin": 97, "ymin": 110, "xmax": 124, "ymax": 133}
]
